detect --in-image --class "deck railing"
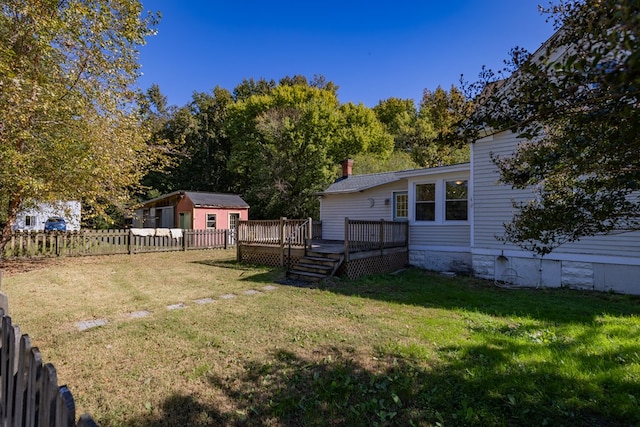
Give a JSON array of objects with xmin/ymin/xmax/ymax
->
[
  {"xmin": 2, "ymin": 229, "xmax": 233, "ymax": 258},
  {"xmin": 237, "ymin": 218, "xmax": 317, "ymax": 248},
  {"xmin": 344, "ymin": 218, "xmax": 408, "ymax": 262},
  {"xmin": 236, "ymin": 218, "xmax": 319, "ymax": 266}
]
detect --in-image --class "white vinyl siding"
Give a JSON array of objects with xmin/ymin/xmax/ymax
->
[
  {"xmin": 319, "ymin": 181, "xmax": 407, "ymax": 240},
  {"xmin": 472, "ymin": 130, "xmax": 640, "ymax": 259},
  {"xmin": 410, "ymin": 224, "xmax": 470, "ymax": 248}
]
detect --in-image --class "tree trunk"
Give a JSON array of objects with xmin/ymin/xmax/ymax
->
[{"xmin": 0, "ymin": 195, "xmax": 22, "ymax": 256}]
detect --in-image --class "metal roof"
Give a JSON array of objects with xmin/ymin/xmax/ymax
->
[
  {"xmin": 184, "ymin": 191, "xmax": 249, "ymax": 208},
  {"xmin": 140, "ymin": 191, "xmax": 249, "ymax": 208}
]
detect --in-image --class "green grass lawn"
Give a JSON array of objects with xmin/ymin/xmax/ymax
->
[{"xmin": 2, "ymin": 250, "xmax": 639, "ymax": 426}]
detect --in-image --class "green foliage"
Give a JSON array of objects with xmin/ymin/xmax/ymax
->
[
  {"xmin": 373, "ymin": 97, "xmax": 418, "ymax": 150},
  {"xmin": 410, "ymin": 86, "xmax": 473, "ymax": 167},
  {"xmin": 466, "ymin": 0, "xmax": 640, "ymax": 254},
  {"xmin": 0, "ymin": 0, "xmax": 158, "ymax": 242},
  {"xmin": 330, "ymin": 102, "xmax": 394, "ymax": 161},
  {"xmin": 373, "ymin": 88, "xmax": 472, "ymax": 169},
  {"xmin": 351, "ymin": 151, "xmax": 419, "ymax": 175},
  {"xmin": 226, "ymin": 84, "xmax": 340, "ymax": 219}
]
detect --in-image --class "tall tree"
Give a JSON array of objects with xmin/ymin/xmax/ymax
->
[
  {"xmin": 411, "ymin": 86, "xmax": 473, "ymax": 167},
  {"xmin": 331, "ymin": 102, "xmax": 394, "ymax": 161},
  {"xmin": 466, "ymin": 0, "xmax": 640, "ymax": 254},
  {"xmin": 233, "ymin": 77, "xmax": 276, "ymax": 101},
  {"xmin": 351, "ymin": 151, "xmax": 419, "ymax": 175},
  {"xmin": 226, "ymin": 84, "xmax": 340, "ymax": 219},
  {"xmin": 0, "ymin": 0, "xmax": 158, "ymax": 246},
  {"xmin": 373, "ymin": 97, "xmax": 418, "ymax": 151}
]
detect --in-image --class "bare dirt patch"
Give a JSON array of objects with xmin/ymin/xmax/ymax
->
[{"xmin": 0, "ymin": 257, "xmax": 63, "ymax": 277}]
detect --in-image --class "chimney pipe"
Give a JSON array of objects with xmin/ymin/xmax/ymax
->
[{"xmin": 340, "ymin": 159, "xmax": 353, "ymax": 178}]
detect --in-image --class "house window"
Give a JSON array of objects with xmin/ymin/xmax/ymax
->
[
  {"xmin": 206, "ymin": 214, "xmax": 216, "ymax": 229},
  {"xmin": 25, "ymin": 215, "xmax": 37, "ymax": 227},
  {"xmin": 415, "ymin": 183, "xmax": 436, "ymax": 221},
  {"xmin": 445, "ymin": 180, "xmax": 468, "ymax": 220},
  {"xmin": 393, "ymin": 192, "xmax": 408, "ymax": 221}
]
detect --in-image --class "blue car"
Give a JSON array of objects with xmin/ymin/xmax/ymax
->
[{"xmin": 44, "ymin": 217, "xmax": 67, "ymax": 231}]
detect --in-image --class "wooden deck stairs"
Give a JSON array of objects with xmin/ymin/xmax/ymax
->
[{"xmin": 287, "ymin": 250, "xmax": 344, "ymax": 283}]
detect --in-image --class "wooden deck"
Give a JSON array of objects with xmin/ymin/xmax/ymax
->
[
  {"xmin": 238, "ymin": 238, "xmax": 408, "ymax": 280},
  {"xmin": 237, "ymin": 218, "xmax": 408, "ymax": 280}
]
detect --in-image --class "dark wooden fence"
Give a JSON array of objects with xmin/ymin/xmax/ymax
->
[
  {"xmin": 3, "ymin": 229, "xmax": 234, "ymax": 259},
  {"xmin": 0, "ymin": 300, "xmax": 97, "ymax": 426}
]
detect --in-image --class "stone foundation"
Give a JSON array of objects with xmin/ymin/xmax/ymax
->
[
  {"xmin": 409, "ymin": 250, "xmax": 472, "ymax": 274},
  {"xmin": 471, "ymin": 253, "xmax": 640, "ymax": 294}
]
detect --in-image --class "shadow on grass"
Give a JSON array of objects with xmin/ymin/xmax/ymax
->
[
  {"xmin": 322, "ymin": 268, "xmax": 640, "ymax": 325},
  {"xmin": 192, "ymin": 259, "xmax": 282, "ymax": 284},
  {"xmin": 126, "ymin": 345, "xmax": 637, "ymax": 427}
]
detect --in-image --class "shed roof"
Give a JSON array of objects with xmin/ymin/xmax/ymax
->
[
  {"xmin": 184, "ymin": 191, "xmax": 249, "ymax": 208},
  {"xmin": 140, "ymin": 191, "xmax": 249, "ymax": 209}
]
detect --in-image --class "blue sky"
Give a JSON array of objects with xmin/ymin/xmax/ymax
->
[{"xmin": 137, "ymin": 1, "xmax": 557, "ymax": 108}]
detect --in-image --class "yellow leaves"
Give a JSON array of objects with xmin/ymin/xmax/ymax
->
[{"xmin": 0, "ymin": 0, "xmax": 156, "ymax": 224}]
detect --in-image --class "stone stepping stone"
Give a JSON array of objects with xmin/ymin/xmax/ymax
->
[
  {"xmin": 76, "ymin": 319, "xmax": 108, "ymax": 331},
  {"xmin": 166, "ymin": 303, "xmax": 186, "ymax": 310},
  {"xmin": 219, "ymin": 294, "xmax": 236, "ymax": 300},
  {"xmin": 129, "ymin": 310, "xmax": 151, "ymax": 319},
  {"xmin": 262, "ymin": 285, "xmax": 277, "ymax": 291},
  {"xmin": 243, "ymin": 290, "xmax": 260, "ymax": 295},
  {"xmin": 194, "ymin": 298, "xmax": 215, "ymax": 304}
]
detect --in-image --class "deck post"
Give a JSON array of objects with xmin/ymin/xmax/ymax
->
[
  {"xmin": 307, "ymin": 217, "xmax": 313, "ymax": 251},
  {"xmin": 279, "ymin": 217, "xmax": 286, "ymax": 267},
  {"xmin": 404, "ymin": 221, "xmax": 409, "ymax": 248},
  {"xmin": 379, "ymin": 219, "xmax": 385, "ymax": 255},
  {"xmin": 344, "ymin": 217, "xmax": 350, "ymax": 263}
]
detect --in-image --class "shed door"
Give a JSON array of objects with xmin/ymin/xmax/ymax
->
[
  {"xmin": 179, "ymin": 212, "xmax": 191, "ymax": 229},
  {"xmin": 228, "ymin": 213, "xmax": 240, "ymax": 244}
]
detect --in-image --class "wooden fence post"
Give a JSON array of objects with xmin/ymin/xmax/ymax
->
[
  {"xmin": 379, "ymin": 219, "xmax": 385, "ymax": 255},
  {"xmin": 0, "ymin": 271, "xmax": 7, "ymax": 315},
  {"xmin": 344, "ymin": 217, "xmax": 350, "ymax": 263}
]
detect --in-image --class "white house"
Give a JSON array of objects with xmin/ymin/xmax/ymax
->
[
  {"xmin": 318, "ymin": 156, "xmax": 640, "ymax": 295},
  {"xmin": 13, "ymin": 201, "xmax": 81, "ymax": 231},
  {"xmin": 471, "ymin": 131, "xmax": 640, "ymax": 294}
]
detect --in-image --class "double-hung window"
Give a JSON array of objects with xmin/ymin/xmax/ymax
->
[
  {"xmin": 206, "ymin": 214, "xmax": 216, "ymax": 229},
  {"xmin": 415, "ymin": 183, "xmax": 436, "ymax": 221},
  {"xmin": 445, "ymin": 180, "xmax": 468, "ymax": 221},
  {"xmin": 413, "ymin": 178, "xmax": 468, "ymax": 223}
]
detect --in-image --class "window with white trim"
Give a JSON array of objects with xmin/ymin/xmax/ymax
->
[
  {"xmin": 25, "ymin": 215, "xmax": 37, "ymax": 227},
  {"xmin": 413, "ymin": 178, "xmax": 469, "ymax": 223},
  {"xmin": 445, "ymin": 180, "xmax": 468, "ymax": 221},
  {"xmin": 415, "ymin": 183, "xmax": 436, "ymax": 221},
  {"xmin": 206, "ymin": 214, "xmax": 216, "ymax": 229}
]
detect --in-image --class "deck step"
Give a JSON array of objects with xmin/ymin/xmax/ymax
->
[
  {"xmin": 294, "ymin": 263, "xmax": 333, "ymax": 273},
  {"xmin": 306, "ymin": 250, "xmax": 343, "ymax": 260},
  {"xmin": 287, "ymin": 270, "xmax": 327, "ymax": 282},
  {"xmin": 287, "ymin": 250, "xmax": 344, "ymax": 283}
]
